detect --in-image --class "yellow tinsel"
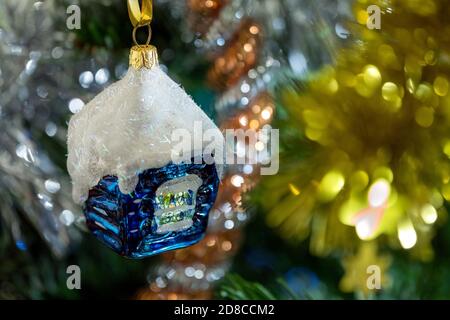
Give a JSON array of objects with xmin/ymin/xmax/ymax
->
[
  {"xmin": 258, "ymin": 0, "xmax": 450, "ymax": 266},
  {"xmin": 340, "ymin": 242, "xmax": 391, "ymax": 297}
]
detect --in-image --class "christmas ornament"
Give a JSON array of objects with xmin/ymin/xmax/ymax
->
[{"xmin": 67, "ymin": 0, "xmax": 223, "ymax": 258}]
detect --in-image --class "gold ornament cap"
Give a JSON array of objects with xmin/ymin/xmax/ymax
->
[{"xmin": 129, "ymin": 45, "xmax": 159, "ymax": 70}]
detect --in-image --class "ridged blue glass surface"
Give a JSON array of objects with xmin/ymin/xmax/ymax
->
[{"xmin": 83, "ymin": 160, "xmax": 219, "ymax": 258}]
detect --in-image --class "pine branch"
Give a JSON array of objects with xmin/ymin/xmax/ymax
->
[{"xmin": 218, "ymin": 274, "xmax": 303, "ymax": 300}]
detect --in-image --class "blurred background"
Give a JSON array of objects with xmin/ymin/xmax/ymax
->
[{"xmin": 1, "ymin": 0, "xmax": 450, "ymax": 299}]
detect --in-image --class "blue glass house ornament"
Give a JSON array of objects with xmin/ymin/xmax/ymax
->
[
  {"xmin": 84, "ymin": 160, "xmax": 219, "ymax": 258},
  {"xmin": 67, "ymin": 33, "xmax": 223, "ymax": 257}
]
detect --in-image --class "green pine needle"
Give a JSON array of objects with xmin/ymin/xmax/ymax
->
[{"xmin": 218, "ymin": 274, "xmax": 303, "ymax": 300}]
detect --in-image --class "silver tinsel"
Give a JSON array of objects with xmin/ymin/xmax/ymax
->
[{"xmin": 0, "ymin": 0, "xmax": 81, "ymax": 257}]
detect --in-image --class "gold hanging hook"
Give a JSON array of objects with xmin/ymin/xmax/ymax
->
[
  {"xmin": 132, "ymin": 24, "xmax": 152, "ymax": 46},
  {"xmin": 127, "ymin": 0, "xmax": 153, "ymax": 27}
]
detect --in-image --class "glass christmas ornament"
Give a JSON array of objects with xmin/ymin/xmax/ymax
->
[
  {"xmin": 83, "ymin": 160, "xmax": 219, "ymax": 258},
  {"xmin": 67, "ymin": 0, "xmax": 223, "ymax": 258}
]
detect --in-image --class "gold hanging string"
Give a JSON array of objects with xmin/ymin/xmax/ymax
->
[
  {"xmin": 128, "ymin": 0, "xmax": 153, "ymax": 46},
  {"xmin": 127, "ymin": 0, "xmax": 152, "ymax": 27}
]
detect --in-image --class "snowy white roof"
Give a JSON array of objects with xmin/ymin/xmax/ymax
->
[{"xmin": 67, "ymin": 65, "xmax": 224, "ymax": 204}]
